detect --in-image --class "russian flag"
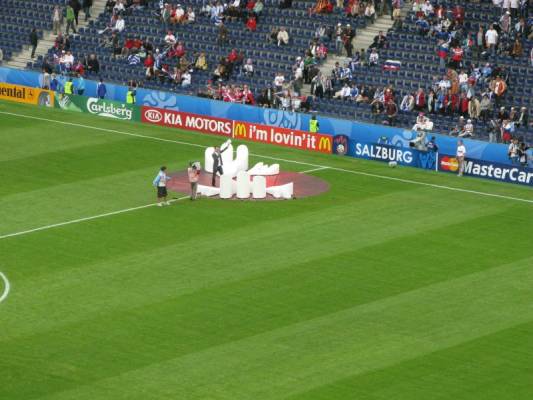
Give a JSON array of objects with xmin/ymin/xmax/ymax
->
[{"xmin": 383, "ymin": 60, "xmax": 401, "ymax": 71}]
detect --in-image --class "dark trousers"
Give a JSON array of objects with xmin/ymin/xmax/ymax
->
[
  {"xmin": 66, "ymin": 20, "xmax": 77, "ymax": 34},
  {"xmin": 212, "ymin": 165, "xmax": 223, "ymax": 186},
  {"xmin": 31, "ymin": 44, "xmax": 37, "ymax": 58}
]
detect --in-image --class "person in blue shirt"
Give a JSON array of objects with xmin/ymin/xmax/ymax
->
[
  {"xmin": 77, "ymin": 74, "xmax": 85, "ymax": 95},
  {"xmin": 50, "ymin": 73, "xmax": 59, "ymax": 91},
  {"xmin": 153, "ymin": 166, "xmax": 171, "ymax": 206},
  {"xmin": 97, "ymin": 78, "xmax": 107, "ymax": 99}
]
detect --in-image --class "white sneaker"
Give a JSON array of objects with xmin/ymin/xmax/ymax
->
[
  {"xmin": 157, "ymin": 203, "xmax": 163, "ymax": 207},
  {"xmin": 165, "ymin": 201, "xmax": 171, "ymax": 205}
]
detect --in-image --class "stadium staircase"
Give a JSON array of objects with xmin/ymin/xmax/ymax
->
[{"xmin": 4, "ymin": 0, "xmax": 107, "ymax": 70}]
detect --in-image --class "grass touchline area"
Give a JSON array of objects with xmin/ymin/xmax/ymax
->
[{"xmin": 0, "ymin": 109, "xmax": 531, "ymax": 206}]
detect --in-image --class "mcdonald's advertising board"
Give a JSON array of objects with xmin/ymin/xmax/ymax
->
[
  {"xmin": 141, "ymin": 106, "xmax": 233, "ymax": 137},
  {"xmin": 0, "ymin": 82, "xmax": 54, "ymax": 107},
  {"xmin": 232, "ymin": 121, "xmax": 332, "ymax": 154}
]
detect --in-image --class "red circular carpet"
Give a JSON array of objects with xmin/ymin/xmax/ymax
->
[{"xmin": 167, "ymin": 170, "xmax": 330, "ymax": 200}]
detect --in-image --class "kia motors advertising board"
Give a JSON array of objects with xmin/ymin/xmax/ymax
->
[
  {"xmin": 232, "ymin": 121, "xmax": 332, "ymax": 154},
  {"xmin": 438, "ymin": 154, "xmax": 533, "ymax": 186},
  {"xmin": 141, "ymin": 106, "xmax": 232, "ymax": 136}
]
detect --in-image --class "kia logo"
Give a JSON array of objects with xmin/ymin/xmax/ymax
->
[{"xmin": 144, "ymin": 109, "xmax": 162, "ymax": 123}]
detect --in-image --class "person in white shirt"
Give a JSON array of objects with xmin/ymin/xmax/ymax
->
[
  {"xmin": 459, "ymin": 119, "xmax": 474, "ymax": 137},
  {"xmin": 181, "ymin": 71, "xmax": 191, "ymax": 87},
  {"xmin": 400, "ymin": 93, "xmax": 415, "ymax": 111},
  {"xmin": 485, "ymin": 25, "xmax": 498, "ymax": 56},
  {"xmin": 273, "ymin": 72, "xmax": 285, "ymax": 89},
  {"xmin": 334, "ymin": 83, "xmax": 351, "ymax": 99},
  {"xmin": 277, "ymin": 28, "xmax": 289, "ymax": 46},
  {"xmin": 152, "ymin": 166, "xmax": 171, "ymax": 206},
  {"xmin": 100, "ymin": 15, "xmax": 126, "ymax": 34},
  {"xmin": 164, "ymin": 31, "xmax": 176, "ymax": 46},
  {"xmin": 186, "ymin": 7, "xmax": 195, "ymax": 23},
  {"xmin": 456, "ymin": 140, "xmax": 467, "ymax": 176},
  {"xmin": 369, "ymin": 49, "xmax": 379, "ymax": 66}
]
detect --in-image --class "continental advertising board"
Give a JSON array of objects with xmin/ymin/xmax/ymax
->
[
  {"xmin": 55, "ymin": 94, "xmax": 140, "ymax": 121},
  {"xmin": 0, "ymin": 82, "xmax": 54, "ymax": 107},
  {"xmin": 232, "ymin": 121, "xmax": 332, "ymax": 154},
  {"xmin": 438, "ymin": 154, "xmax": 533, "ymax": 186}
]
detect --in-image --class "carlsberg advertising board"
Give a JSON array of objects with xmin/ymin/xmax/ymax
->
[{"xmin": 54, "ymin": 94, "xmax": 140, "ymax": 121}]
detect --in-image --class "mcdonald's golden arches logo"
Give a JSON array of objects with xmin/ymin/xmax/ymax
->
[
  {"xmin": 233, "ymin": 122, "xmax": 248, "ymax": 139},
  {"xmin": 318, "ymin": 136, "xmax": 332, "ymax": 152}
]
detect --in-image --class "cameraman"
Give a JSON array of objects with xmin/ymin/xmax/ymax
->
[{"xmin": 188, "ymin": 162, "xmax": 200, "ymax": 200}]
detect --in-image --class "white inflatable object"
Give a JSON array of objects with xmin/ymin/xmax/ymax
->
[
  {"xmin": 204, "ymin": 147, "xmax": 215, "ymax": 173},
  {"xmin": 219, "ymin": 175, "xmax": 234, "ymax": 199},
  {"xmin": 252, "ymin": 176, "xmax": 267, "ymax": 199},
  {"xmin": 197, "ymin": 185, "xmax": 220, "ymax": 197},
  {"xmin": 267, "ymin": 182, "xmax": 293, "ymax": 199},
  {"xmin": 235, "ymin": 144, "xmax": 249, "ymax": 172},
  {"xmin": 236, "ymin": 171, "xmax": 251, "ymax": 199},
  {"xmin": 248, "ymin": 162, "xmax": 280, "ymax": 176}
]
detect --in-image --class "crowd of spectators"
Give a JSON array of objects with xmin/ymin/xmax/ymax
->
[{"xmin": 320, "ymin": 0, "xmax": 532, "ymax": 143}]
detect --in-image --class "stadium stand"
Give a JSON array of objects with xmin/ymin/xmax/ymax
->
[{"xmin": 1, "ymin": 0, "xmax": 531, "ymax": 142}]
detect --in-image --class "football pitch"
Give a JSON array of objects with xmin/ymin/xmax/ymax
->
[{"xmin": 0, "ymin": 100, "xmax": 532, "ymax": 400}]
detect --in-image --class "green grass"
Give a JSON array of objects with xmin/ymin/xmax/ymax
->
[{"xmin": 0, "ymin": 100, "xmax": 532, "ymax": 400}]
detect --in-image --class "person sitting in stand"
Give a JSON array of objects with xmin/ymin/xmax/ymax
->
[
  {"xmin": 194, "ymin": 52, "xmax": 208, "ymax": 70},
  {"xmin": 246, "ymin": 13, "xmax": 257, "ymax": 31},
  {"xmin": 277, "ymin": 27, "xmax": 289, "ymax": 46},
  {"xmin": 311, "ymin": 0, "xmax": 333, "ymax": 14}
]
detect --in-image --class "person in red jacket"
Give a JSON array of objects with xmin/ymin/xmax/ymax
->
[
  {"xmin": 227, "ymin": 48, "xmax": 239, "ymax": 63},
  {"xmin": 415, "ymin": 87, "xmax": 425, "ymax": 110},
  {"xmin": 450, "ymin": 45, "xmax": 463, "ymax": 69},
  {"xmin": 246, "ymin": 14, "xmax": 257, "ymax": 31},
  {"xmin": 459, "ymin": 92, "xmax": 469, "ymax": 117}
]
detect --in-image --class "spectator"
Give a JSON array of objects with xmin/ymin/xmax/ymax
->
[
  {"xmin": 459, "ymin": 119, "xmax": 474, "ymax": 137},
  {"xmin": 508, "ymin": 137, "xmax": 520, "ymax": 164},
  {"xmin": 97, "ymin": 78, "xmax": 107, "ymax": 99},
  {"xmin": 334, "ymin": 83, "xmax": 351, "ymax": 99},
  {"xmin": 217, "ymin": 22, "xmax": 228, "ymax": 45},
  {"xmin": 83, "ymin": 0, "xmax": 92, "ymax": 21},
  {"xmin": 510, "ymin": 38, "xmax": 523, "ymax": 57},
  {"xmin": 29, "ymin": 28, "xmax": 38, "ymax": 59},
  {"xmin": 369, "ymin": 48, "xmax": 379, "ymax": 66},
  {"xmin": 194, "ymin": 52, "xmax": 208, "ymax": 70},
  {"xmin": 0, "ymin": 47, "xmax": 3, "ymax": 64},
  {"xmin": 181, "ymin": 70, "xmax": 192, "ymax": 87},
  {"xmin": 364, "ymin": 1, "xmax": 376, "ymax": 24},
  {"xmin": 385, "ymin": 100, "xmax": 398, "ymax": 126},
  {"xmin": 277, "ymin": 27, "xmax": 289, "ymax": 46},
  {"xmin": 164, "ymin": 30, "xmax": 176, "ymax": 46},
  {"xmin": 516, "ymin": 107, "xmax": 529, "ymax": 128},
  {"xmin": 243, "ymin": 58, "xmax": 254, "ymax": 76},
  {"xmin": 273, "ymin": 71, "xmax": 285, "ymax": 90},
  {"xmin": 52, "ymin": 6, "xmax": 62, "ymax": 36},
  {"xmin": 86, "ymin": 53, "xmax": 100, "ymax": 74},
  {"xmin": 246, "ymin": 14, "xmax": 257, "ymax": 31},
  {"xmin": 400, "ymin": 92, "xmax": 415, "ymax": 111},
  {"xmin": 77, "ymin": 74, "xmax": 85, "ymax": 95},
  {"xmin": 70, "ymin": 0, "xmax": 81, "ymax": 25},
  {"xmin": 485, "ymin": 24, "xmax": 498, "ymax": 57},
  {"xmin": 99, "ymin": 15, "xmax": 125, "ymax": 34},
  {"xmin": 371, "ymin": 98, "xmax": 384, "ymax": 124}
]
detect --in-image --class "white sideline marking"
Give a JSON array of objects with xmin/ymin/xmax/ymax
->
[
  {"xmin": 0, "ymin": 109, "xmax": 531, "ymax": 244},
  {"xmin": 300, "ymin": 167, "xmax": 330, "ymax": 174},
  {"xmin": 0, "ymin": 196, "xmax": 190, "ymax": 241},
  {"xmin": 0, "ymin": 272, "xmax": 10, "ymax": 303}
]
